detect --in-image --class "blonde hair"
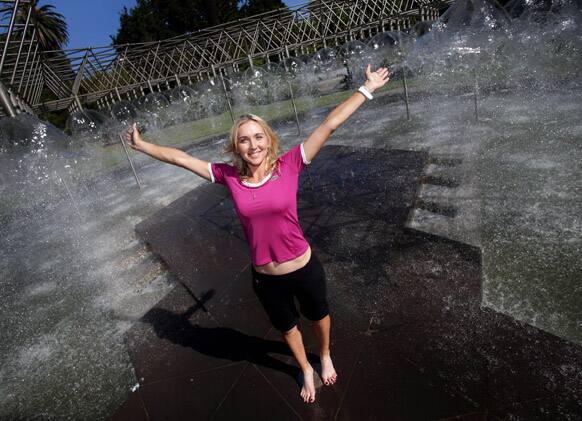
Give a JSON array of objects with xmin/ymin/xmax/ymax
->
[{"xmin": 225, "ymin": 114, "xmax": 280, "ymax": 180}]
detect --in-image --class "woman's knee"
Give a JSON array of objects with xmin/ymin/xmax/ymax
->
[
  {"xmin": 282, "ymin": 324, "xmax": 299, "ymax": 337},
  {"xmin": 311, "ymin": 313, "xmax": 330, "ymax": 325}
]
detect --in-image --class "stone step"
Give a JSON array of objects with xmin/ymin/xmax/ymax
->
[{"xmin": 406, "ymin": 154, "xmax": 480, "ymax": 247}]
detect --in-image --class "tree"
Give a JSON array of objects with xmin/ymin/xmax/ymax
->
[
  {"xmin": 111, "ymin": 0, "xmax": 240, "ymax": 45},
  {"xmin": 1, "ymin": 0, "xmax": 69, "ymax": 51},
  {"xmin": 239, "ymin": 0, "xmax": 288, "ymax": 17}
]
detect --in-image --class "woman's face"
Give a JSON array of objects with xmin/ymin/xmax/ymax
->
[{"xmin": 236, "ymin": 121, "xmax": 270, "ymax": 168}]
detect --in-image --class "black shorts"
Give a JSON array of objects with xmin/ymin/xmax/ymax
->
[{"xmin": 252, "ymin": 252, "xmax": 329, "ymax": 332}]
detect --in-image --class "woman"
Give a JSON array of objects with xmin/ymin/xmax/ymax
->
[{"xmin": 125, "ymin": 64, "xmax": 390, "ymax": 403}]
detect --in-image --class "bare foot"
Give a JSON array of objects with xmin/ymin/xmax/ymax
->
[
  {"xmin": 300, "ymin": 366, "xmax": 316, "ymax": 403},
  {"xmin": 321, "ymin": 354, "xmax": 337, "ymax": 386}
]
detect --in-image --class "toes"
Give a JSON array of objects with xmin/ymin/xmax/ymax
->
[{"xmin": 324, "ymin": 373, "xmax": 337, "ymax": 385}]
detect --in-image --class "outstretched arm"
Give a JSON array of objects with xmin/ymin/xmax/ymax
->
[
  {"xmin": 302, "ymin": 65, "xmax": 390, "ymax": 162},
  {"xmin": 124, "ymin": 123, "xmax": 212, "ymax": 181}
]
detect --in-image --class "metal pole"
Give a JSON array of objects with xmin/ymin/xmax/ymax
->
[
  {"xmin": 118, "ymin": 133, "xmax": 142, "ymax": 189},
  {"xmin": 287, "ymin": 81, "xmax": 301, "ymax": 136},
  {"xmin": 22, "ymin": 54, "xmax": 40, "ymax": 100},
  {"xmin": 18, "ymin": 27, "xmax": 36, "ymax": 92},
  {"xmin": 74, "ymin": 95, "xmax": 83, "ymax": 111},
  {"xmin": 10, "ymin": 3, "xmax": 32, "ymax": 85},
  {"xmin": 60, "ymin": 175, "xmax": 83, "ymax": 217},
  {"xmin": 220, "ymin": 74, "xmax": 235, "ymax": 123},
  {"xmin": 473, "ymin": 68, "xmax": 479, "ymax": 122},
  {"xmin": 0, "ymin": 80, "xmax": 16, "ymax": 117},
  {"xmin": 402, "ymin": 65, "xmax": 410, "ymax": 121},
  {"xmin": 0, "ymin": 0, "xmax": 20, "ymax": 76},
  {"xmin": 31, "ymin": 67, "xmax": 44, "ymax": 105},
  {"xmin": 26, "ymin": 62, "xmax": 40, "ymax": 104}
]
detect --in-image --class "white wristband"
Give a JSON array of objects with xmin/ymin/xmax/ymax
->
[{"xmin": 358, "ymin": 86, "xmax": 373, "ymax": 100}]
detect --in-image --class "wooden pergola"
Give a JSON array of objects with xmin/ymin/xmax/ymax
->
[{"xmin": 0, "ymin": 0, "xmax": 449, "ymax": 117}]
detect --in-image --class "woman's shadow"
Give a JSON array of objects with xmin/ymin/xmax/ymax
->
[{"xmin": 141, "ymin": 288, "xmax": 319, "ymax": 385}]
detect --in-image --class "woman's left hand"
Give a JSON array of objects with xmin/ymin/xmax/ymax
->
[{"xmin": 363, "ymin": 64, "xmax": 390, "ymax": 94}]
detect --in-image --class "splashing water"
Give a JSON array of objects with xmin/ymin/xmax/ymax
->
[{"xmin": 0, "ymin": 0, "xmax": 581, "ymax": 418}]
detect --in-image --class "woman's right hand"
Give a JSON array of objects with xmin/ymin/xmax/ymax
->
[{"xmin": 124, "ymin": 123, "xmax": 143, "ymax": 151}]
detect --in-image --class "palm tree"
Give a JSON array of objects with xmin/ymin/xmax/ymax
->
[{"xmin": 1, "ymin": 0, "xmax": 69, "ymax": 51}]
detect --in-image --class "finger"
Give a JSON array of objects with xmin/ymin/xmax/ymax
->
[{"xmin": 366, "ymin": 63, "xmax": 372, "ymax": 77}]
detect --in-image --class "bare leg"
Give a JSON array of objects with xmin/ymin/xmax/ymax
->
[
  {"xmin": 312, "ymin": 315, "xmax": 337, "ymax": 385},
  {"xmin": 282, "ymin": 326, "xmax": 316, "ymax": 403}
]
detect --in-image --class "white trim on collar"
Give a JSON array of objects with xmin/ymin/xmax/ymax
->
[{"xmin": 241, "ymin": 172, "xmax": 273, "ymax": 187}]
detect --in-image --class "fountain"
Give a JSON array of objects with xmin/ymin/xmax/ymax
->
[
  {"xmin": 111, "ymin": 100, "xmax": 139, "ymax": 126},
  {"xmin": 0, "ymin": 0, "xmax": 581, "ymax": 418}
]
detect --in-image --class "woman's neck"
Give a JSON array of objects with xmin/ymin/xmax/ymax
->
[{"xmin": 246, "ymin": 161, "xmax": 269, "ymax": 182}]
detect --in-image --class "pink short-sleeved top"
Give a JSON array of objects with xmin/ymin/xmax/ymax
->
[{"xmin": 209, "ymin": 143, "xmax": 311, "ymax": 266}]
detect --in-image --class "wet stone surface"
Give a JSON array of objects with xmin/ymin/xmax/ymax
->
[{"xmin": 112, "ymin": 145, "xmax": 582, "ymax": 420}]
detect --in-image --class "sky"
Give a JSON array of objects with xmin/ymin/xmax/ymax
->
[{"xmin": 49, "ymin": 0, "xmax": 308, "ymax": 50}]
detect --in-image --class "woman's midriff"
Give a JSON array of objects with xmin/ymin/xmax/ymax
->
[{"xmin": 253, "ymin": 246, "xmax": 311, "ymax": 276}]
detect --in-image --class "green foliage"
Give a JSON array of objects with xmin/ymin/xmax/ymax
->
[
  {"xmin": 0, "ymin": 0, "xmax": 69, "ymax": 51},
  {"xmin": 111, "ymin": 0, "xmax": 290, "ymax": 45},
  {"xmin": 110, "ymin": 0, "xmax": 239, "ymax": 45},
  {"xmin": 239, "ymin": 0, "xmax": 288, "ymax": 17},
  {"xmin": 39, "ymin": 109, "xmax": 68, "ymax": 129}
]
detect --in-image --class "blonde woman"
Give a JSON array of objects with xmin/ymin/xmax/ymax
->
[{"xmin": 125, "ymin": 64, "xmax": 390, "ymax": 403}]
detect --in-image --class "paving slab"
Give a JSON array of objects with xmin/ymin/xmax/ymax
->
[{"xmin": 110, "ymin": 145, "xmax": 582, "ymax": 420}]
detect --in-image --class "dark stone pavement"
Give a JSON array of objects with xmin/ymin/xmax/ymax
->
[{"xmin": 110, "ymin": 145, "xmax": 582, "ymax": 420}]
